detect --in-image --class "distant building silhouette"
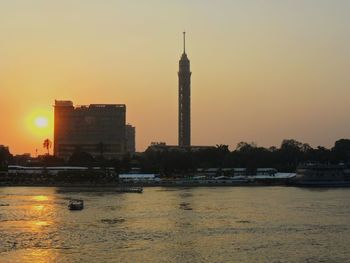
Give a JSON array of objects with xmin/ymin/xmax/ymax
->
[
  {"xmin": 54, "ymin": 100, "xmax": 128, "ymax": 159},
  {"xmin": 0, "ymin": 145, "xmax": 11, "ymax": 166},
  {"xmin": 125, "ymin": 124, "xmax": 136, "ymax": 154},
  {"xmin": 178, "ymin": 32, "xmax": 191, "ymax": 146}
]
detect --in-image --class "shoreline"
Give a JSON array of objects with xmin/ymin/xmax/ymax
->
[
  {"xmin": 2, "ymin": 183, "xmax": 350, "ymax": 188},
  {"xmin": 2, "ymin": 179, "xmax": 350, "ymax": 188}
]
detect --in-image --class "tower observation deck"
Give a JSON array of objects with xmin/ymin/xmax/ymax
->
[{"xmin": 178, "ymin": 32, "xmax": 191, "ymax": 146}]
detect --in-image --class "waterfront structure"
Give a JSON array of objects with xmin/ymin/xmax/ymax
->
[
  {"xmin": 125, "ymin": 124, "xmax": 136, "ymax": 154},
  {"xmin": 119, "ymin": 174, "xmax": 158, "ymax": 182},
  {"xmin": 54, "ymin": 100, "xmax": 126, "ymax": 159},
  {"xmin": 147, "ymin": 142, "xmax": 215, "ymax": 152},
  {"xmin": 7, "ymin": 165, "xmax": 116, "ymax": 176},
  {"xmin": 178, "ymin": 32, "xmax": 191, "ymax": 146}
]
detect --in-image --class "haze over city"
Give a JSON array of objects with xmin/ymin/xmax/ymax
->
[{"xmin": 1, "ymin": 0, "xmax": 350, "ymax": 155}]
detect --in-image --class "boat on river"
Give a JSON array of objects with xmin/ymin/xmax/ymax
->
[
  {"xmin": 290, "ymin": 163, "xmax": 350, "ymax": 187},
  {"xmin": 68, "ymin": 199, "xmax": 84, "ymax": 210}
]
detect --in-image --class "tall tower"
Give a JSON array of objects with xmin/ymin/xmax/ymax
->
[{"xmin": 178, "ymin": 32, "xmax": 192, "ymax": 146}]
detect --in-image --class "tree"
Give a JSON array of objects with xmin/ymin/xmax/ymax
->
[
  {"xmin": 236, "ymin": 142, "xmax": 257, "ymax": 152},
  {"xmin": 280, "ymin": 139, "xmax": 303, "ymax": 152},
  {"xmin": 43, "ymin": 139, "xmax": 52, "ymax": 155},
  {"xmin": 216, "ymin": 144, "xmax": 230, "ymax": 167},
  {"xmin": 332, "ymin": 139, "xmax": 350, "ymax": 162}
]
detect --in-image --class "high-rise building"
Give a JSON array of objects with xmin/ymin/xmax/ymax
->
[
  {"xmin": 125, "ymin": 124, "xmax": 136, "ymax": 154},
  {"xmin": 54, "ymin": 100, "xmax": 126, "ymax": 159},
  {"xmin": 178, "ymin": 32, "xmax": 191, "ymax": 146}
]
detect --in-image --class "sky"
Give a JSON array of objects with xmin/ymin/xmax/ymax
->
[{"xmin": 1, "ymin": 0, "xmax": 350, "ymax": 155}]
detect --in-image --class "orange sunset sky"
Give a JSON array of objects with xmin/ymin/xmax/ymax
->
[{"xmin": 1, "ymin": 1, "xmax": 350, "ymax": 155}]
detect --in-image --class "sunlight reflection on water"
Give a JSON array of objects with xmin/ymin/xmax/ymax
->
[
  {"xmin": 0, "ymin": 187, "xmax": 350, "ymax": 262},
  {"xmin": 33, "ymin": 195, "xmax": 49, "ymax": 201}
]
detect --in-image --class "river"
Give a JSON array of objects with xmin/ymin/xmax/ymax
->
[{"xmin": 0, "ymin": 186, "xmax": 349, "ymax": 262}]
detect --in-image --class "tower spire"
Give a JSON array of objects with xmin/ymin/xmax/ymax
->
[
  {"xmin": 183, "ymin": 31, "xmax": 186, "ymax": 54},
  {"xmin": 178, "ymin": 31, "xmax": 191, "ymax": 147}
]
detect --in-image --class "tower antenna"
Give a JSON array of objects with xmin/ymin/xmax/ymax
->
[{"xmin": 183, "ymin": 31, "xmax": 186, "ymax": 53}]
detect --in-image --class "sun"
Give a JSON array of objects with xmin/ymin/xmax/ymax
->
[
  {"xmin": 34, "ymin": 117, "xmax": 48, "ymax": 128},
  {"xmin": 34, "ymin": 116, "xmax": 49, "ymax": 128},
  {"xmin": 26, "ymin": 108, "xmax": 53, "ymax": 138}
]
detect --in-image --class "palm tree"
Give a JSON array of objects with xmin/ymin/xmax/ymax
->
[{"xmin": 43, "ymin": 139, "xmax": 52, "ymax": 155}]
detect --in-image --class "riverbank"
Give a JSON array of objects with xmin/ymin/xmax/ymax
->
[{"xmin": 0, "ymin": 180, "xmax": 289, "ymax": 187}]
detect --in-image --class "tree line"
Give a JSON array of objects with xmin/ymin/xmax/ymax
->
[
  {"xmin": 138, "ymin": 139, "xmax": 350, "ymax": 174},
  {"xmin": 2, "ymin": 139, "xmax": 350, "ymax": 174}
]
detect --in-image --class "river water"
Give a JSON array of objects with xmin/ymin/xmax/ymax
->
[{"xmin": 0, "ymin": 186, "xmax": 349, "ymax": 263}]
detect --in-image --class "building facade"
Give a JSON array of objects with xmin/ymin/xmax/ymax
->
[
  {"xmin": 178, "ymin": 32, "xmax": 191, "ymax": 146},
  {"xmin": 54, "ymin": 100, "xmax": 127, "ymax": 159},
  {"xmin": 125, "ymin": 124, "xmax": 136, "ymax": 154}
]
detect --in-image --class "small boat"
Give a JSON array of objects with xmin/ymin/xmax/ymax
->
[
  {"xmin": 68, "ymin": 199, "xmax": 84, "ymax": 210},
  {"xmin": 115, "ymin": 187, "xmax": 143, "ymax": 193}
]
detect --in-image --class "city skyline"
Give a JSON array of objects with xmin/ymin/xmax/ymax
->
[{"xmin": 1, "ymin": 1, "xmax": 350, "ymax": 155}]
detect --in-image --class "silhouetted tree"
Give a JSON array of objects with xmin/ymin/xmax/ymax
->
[
  {"xmin": 306, "ymin": 146, "xmax": 331, "ymax": 164},
  {"xmin": 43, "ymin": 139, "xmax": 52, "ymax": 155},
  {"xmin": 0, "ymin": 147, "xmax": 12, "ymax": 168},
  {"xmin": 332, "ymin": 139, "xmax": 350, "ymax": 162},
  {"xmin": 132, "ymin": 138, "xmax": 350, "ymax": 175},
  {"xmin": 277, "ymin": 139, "xmax": 304, "ymax": 171},
  {"xmin": 236, "ymin": 141, "xmax": 257, "ymax": 152},
  {"xmin": 215, "ymin": 144, "xmax": 230, "ymax": 167}
]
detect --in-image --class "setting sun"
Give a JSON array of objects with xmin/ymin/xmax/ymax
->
[
  {"xmin": 25, "ymin": 108, "xmax": 53, "ymax": 142},
  {"xmin": 34, "ymin": 117, "xmax": 48, "ymax": 128}
]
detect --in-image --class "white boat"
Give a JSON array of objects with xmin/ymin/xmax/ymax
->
[
  {"xmin": 291, "ymin": 164, "xmax": 350, "ymax": 187},
  {"xmin": 68, "ymin": 199, "xmax": 84, "ymax": 210}
]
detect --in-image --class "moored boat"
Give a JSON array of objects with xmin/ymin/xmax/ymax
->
[
  {"xmin": 68, "ymin": 199, "xmax": 84, "ymax": 210},
  {"xmin": 289, "ymin": 163, "xmax": 350, "ymax": 187}
]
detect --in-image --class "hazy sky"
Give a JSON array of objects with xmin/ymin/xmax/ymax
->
[{"xmin": 1, "ymin": 0, "xmax": 350, "ymax": 155}]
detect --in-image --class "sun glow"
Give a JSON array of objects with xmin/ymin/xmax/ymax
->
[
  {"xmin": 35, "ymin": 117, "xmax": 48, "ymax": 128},
  {"xmin": 33, "ymin": 195, "xmax": 49, "ymax": 201},
  {"xmin": 26, "ymin": 108, "xmax": 53, "ymax": 138}
]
